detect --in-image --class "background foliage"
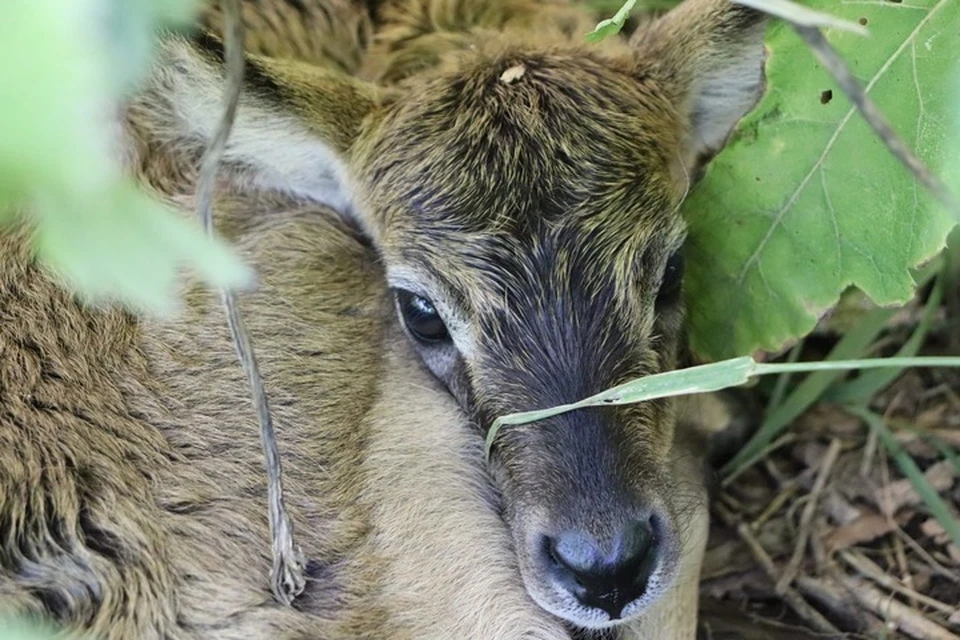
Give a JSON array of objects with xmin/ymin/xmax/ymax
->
[{"xmin": 0, "ymin": 0, "xmax": 249, "ymax": 316}]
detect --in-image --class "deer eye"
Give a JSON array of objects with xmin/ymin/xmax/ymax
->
[
  {"xmin": 656, "ymin": 251, "xmax": 684, "ymax": 304},
  {"xmin": 396, "ymin": 289, "xmax": 450, "ymax": 344}
]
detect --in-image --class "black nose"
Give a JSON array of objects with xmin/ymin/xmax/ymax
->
[{"xmin": 544, "ymin": 519, "xmax": 658, "ymax": 620}]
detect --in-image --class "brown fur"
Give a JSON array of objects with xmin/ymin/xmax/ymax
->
[{"xmin": 0, "ymin": 0, "xmax": 767, "ymax": 637}]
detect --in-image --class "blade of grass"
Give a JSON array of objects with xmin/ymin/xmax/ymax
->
[
  {"xmin": 719, "ymin": 305, "xmax": 895, "ymax": 476},
  {"xmin": 892, "ymin": 420, "xmax": 960, "ymax": 478},
  {"xmin": 720, "ymin": 262, "xmax": 943, "ymax": 477},
  {"xmin": 827, "ymin": 277, "xmax": 944, "ymax": 405},
  {"xmin": 765, "ymin": 339, "xmax": 804, "ymax": 415},
  {"xmin": 485, "ymin": 355, "xmax": 960, "ymax": 459},
  {"xmin": 845, "ymin": 406, "xmax": 960, "ymax": 549}
]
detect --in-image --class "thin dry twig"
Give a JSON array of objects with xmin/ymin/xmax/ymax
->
[
  {"xmin": 715, "ymin": 505, "xmax": 841, "ymax": 635},
  {"xmin": 795, "ymin": 575, "xmax": 885, "ymax": 635},
  {"xmin": 722, "ymin": 432, "xmax": 798, "ymax": 488},
  {"xmin": 836, "ymin": 573, "xmax": 960, "ymax": 640},
  {"xmin": 840, "ymin": 550, "xmax": 959, "ymax": 620},
  {"xmin": 194, "ymin": 0, "xmax": 305, "ymax": 605},
  {"xmin": 753, "ymin": 481, "xmax": 801, "ymax": 529},
  {"xmin": 790, "ymin": 25, "xmax": 960, "ymax": 221},
  {"xmin": 777, "ymin": 438, "xmax": 842, "ymax": 593},
  {"xmin": 737, "ymin": 522, "xmax": 841, "ymax": 635}
]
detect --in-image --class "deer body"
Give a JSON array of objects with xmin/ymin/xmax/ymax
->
[{"xmin": 0, "ymin": 0, "xmax": 766, "ymax": 637}]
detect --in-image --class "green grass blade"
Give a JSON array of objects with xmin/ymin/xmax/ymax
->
[
  {"xmin": 486, "ymin": 354, "xmax": 960, "ymax": 460},
  {"xmin": 894, "ymin": 420, "xmax": 960, "ymax": 478},
  {"xmin": 720, "ymin": 305, "xmax": 896, "ymax": 476},
  {"xmin": 765, "ymin": 339, "xmax": 804, "ymax": 414},
  {"xmin": 485, "ymin": 356, "xmax": 757, "ymax": 458},
  {"xmin": 846, "ymin": 406, "xmax": 960, "ymax": 550},
  {"xmin": 754, "ymin": 357, "xmax": 960, "ymax": 375},
  {"xmin": 827, "ymin": 277, "xmax": 944, "ymax": 405}
]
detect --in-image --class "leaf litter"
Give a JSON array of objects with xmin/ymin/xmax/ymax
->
[{"xmin": 698, "ymin": 282, "xmax": 960, "ymax": 639}]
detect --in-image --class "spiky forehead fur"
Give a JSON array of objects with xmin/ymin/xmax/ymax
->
[{"xmin": 350, "ymin": 39, "xmax": 692, "ymax": 415}]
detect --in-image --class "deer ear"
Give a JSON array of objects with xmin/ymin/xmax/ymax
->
[
  {"xmin": 631, "ymin": 0, "xmax": 768, "ymax": 168},
  {"xmin": 139, "ymin": 32, "xmax": 383, "ymax": 213}
]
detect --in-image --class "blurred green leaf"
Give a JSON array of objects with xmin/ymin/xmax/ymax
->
[
  {"xmin": 34, "ymin": 182, "xmax": 252, "ymax": 315},
  {"xmin": 0, "ymin": 0, "xmax": 252, "ymax": 317},
  {"xmin": 0, "ymin": 617, "xmax": 71, "ymax": 640}
]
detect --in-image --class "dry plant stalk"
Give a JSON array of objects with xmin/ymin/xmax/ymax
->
[
  {"xmin": 836, "ymin": 573, "xmax": 960, "ymax": 640},
  {"xmin": 776, "ymin": 438, "xmax": 842, "ymax": 592},
  {"xmin": 193, "ymin": 0, "xmax": 305, "ymax": 605}
]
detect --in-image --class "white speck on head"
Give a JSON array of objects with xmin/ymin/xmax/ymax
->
[{"xmin": 500, "ymin": 64, "xmax": 526, "ymax": 85}]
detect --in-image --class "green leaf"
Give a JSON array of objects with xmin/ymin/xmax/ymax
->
[
  {"xmin": 683, "ymin": 0, "xmax": 960, "ymax": 361},
  {"xmin": 0, "ymin": 0, "xmax": 251, "ymax": 316},
  {"xmin": 585, "ymin": 0, "xmax": 638, "ymax": 42},
  {"xmin": 106, "ymin": 0, "xmax": 204, "ymax": 96},
  {"xmin": 33, "ymin": 181, "xmax": 252, "ymax": 316},
  {"xmin": 731, "ymin": 0, "xmax": 867, "ymax": 34},
  {"xmin": 0, "ymin": 617, "xmax": 74, "ymax": 640}
]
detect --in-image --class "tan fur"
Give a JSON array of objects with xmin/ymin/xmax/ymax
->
[{"xmin": 0, "ymin": 0, "xmax": 767, "ymax": 637}]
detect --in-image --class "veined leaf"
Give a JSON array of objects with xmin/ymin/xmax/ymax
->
[{"xmin": 682, "ymin": 0, "xmax": 960, "ymax": 360}]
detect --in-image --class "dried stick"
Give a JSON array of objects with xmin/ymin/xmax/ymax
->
[
  {"xmin": 836, "ymin": 573, "xmax": 960, "ymax": 640},
  {"xmin": 715, "ymin": 505, "xmax": 841, "ymax": 635},
  {"xmin": 736, "ymin": 522, "xmax": 841, "ymax": 635},
  {"xmin": 790, "ymin": 25, "xmax": 960, "ymax": 221},
  {"xmin": 194, "ymin": 0, "xmax": 305, "ymax": 605},
  {"xmin": 840, "ymin": 551, "xmax": 959, "ymax": 619},
  {"xmin": 777, "ymin": 438, "xmax": 842, "ymax": 593}
]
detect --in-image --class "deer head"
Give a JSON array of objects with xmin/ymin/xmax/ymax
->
[{"xmin": 141, "ymin": 0, "xmax": 766, "ymax": 628}]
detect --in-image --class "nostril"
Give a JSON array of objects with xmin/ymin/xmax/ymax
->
[
  {"xmin": 542, "ymin": 517, "xmax": 660, "ymax": 620},
  {"xmin": 619, "ymin": 518, "xmax": 655, "ymax": 570}
]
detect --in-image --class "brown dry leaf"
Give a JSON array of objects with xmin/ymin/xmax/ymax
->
[
  {"xmin": 822, "ymin": 490, "xmax": 863, "ymax": 525},
  {"xmin": 873, "ymin": 460, "xmax": 957, "ymax": 516},
  {"xmin": 825, "ymin": 512, "xmax": 895, "ymax": 553},
  {"xmin": 794, "ymin": 404, "xmax": 865, "ymax": 438},
  {"xmin": 921, "ymin": 518, "xmax": 952, "ymax": 545}
]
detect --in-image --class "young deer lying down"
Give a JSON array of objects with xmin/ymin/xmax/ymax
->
[{"xmin": 0, "ymin": 0, "xmax": 766, "ymax": 637}]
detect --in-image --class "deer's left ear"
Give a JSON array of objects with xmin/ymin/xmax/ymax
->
[{"xmin": 631, "ymin": 0, "xmax": 768, "ymax": 168}]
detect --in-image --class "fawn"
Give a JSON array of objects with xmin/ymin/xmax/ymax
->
[{"xmin": 0, "ymin": 0, "xmax": 766, "ymax": 636}]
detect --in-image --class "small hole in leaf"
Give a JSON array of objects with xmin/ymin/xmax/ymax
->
[
  {"xmin": 820, "ymin": 90, "xmax": 833, "ymax": 105},
  {"xmin": 858, "ymin": 17, "xmax": 868, "ymax": 25}
]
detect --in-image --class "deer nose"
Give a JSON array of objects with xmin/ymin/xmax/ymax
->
[{"xmin": 544, "ymin": 518, "xmax": 658, "ymax": 620}]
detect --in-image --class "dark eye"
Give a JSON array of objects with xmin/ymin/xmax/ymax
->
[
  {"xmin": 396, "ymin": 289, "xmax": 450, "ymax": 344},
  {"xmin": 656, "ymin": 251, "xmax": 684, "ymax": 304}
]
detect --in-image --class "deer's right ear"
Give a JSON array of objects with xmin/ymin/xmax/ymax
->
[
  {"xmin": 140, "ymin": 33, "xmax": 383, "ymax": 214},
  {"xmin": 630, "ymin": 0, "xmax": 768, "ymax": 170}
]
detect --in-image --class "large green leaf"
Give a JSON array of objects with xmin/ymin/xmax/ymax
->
[
  {"xmin": 682, "ymin": 0, "xmax": 960, "ymax": 361},
  {"xmin": 0, "ymin": 0, "xmax": 251, "ymax": 316}
]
